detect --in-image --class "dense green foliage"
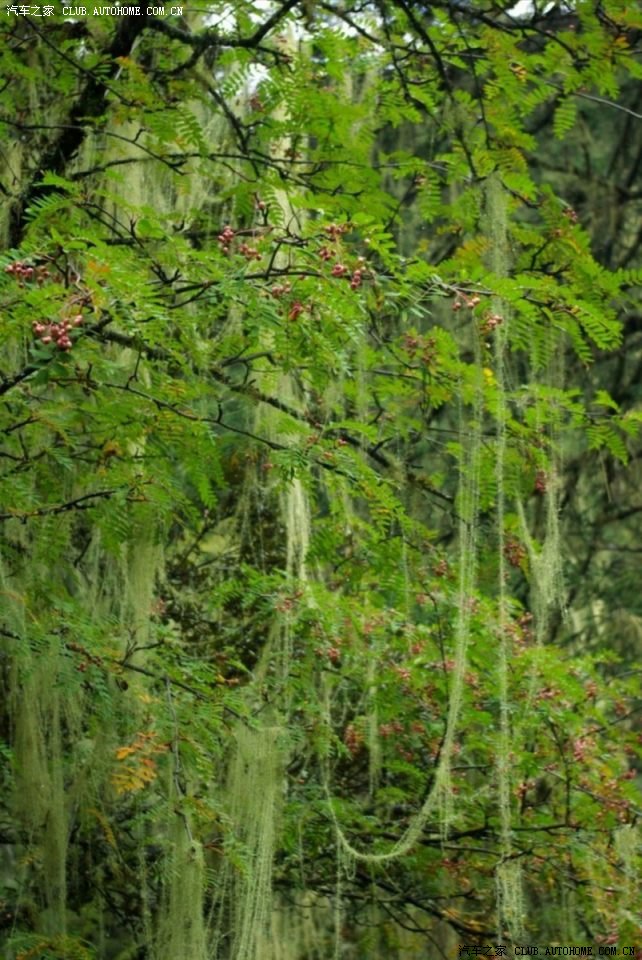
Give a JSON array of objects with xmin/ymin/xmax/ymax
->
[{"xmin": 1, "ymin": 2, "xmax": 641, "ymax": 957}]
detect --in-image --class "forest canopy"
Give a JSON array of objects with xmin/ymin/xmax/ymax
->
[{"xmin": 1, "ymin": 1, "xmax": 642, "ymax": 958}]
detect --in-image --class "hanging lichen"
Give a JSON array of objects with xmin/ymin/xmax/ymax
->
[
  {"xmin": 365, "ymin": 651, "xmax": 382, "ymax": 797},
  {"xmin": 124, "ymin": 525, "xmax": 164, "ymax": 649},
  {"xmin": 153, "ymin": 818, "xmax": 209, "ymax": 960},
  {"xmin": 259, "ymin": 893, "xmax": 334, "ymax": 960},
  {"xmin": 322, "ymin": 312, "xmax": 483, "ymax": 863},
  {"xmin": 515, "ymin": 317, "xmax": 567, "ymax": 664},
  {"xmin": 12, "ymin": 649, "xmax": 69, "ymax": 937},
  {"xmin": 332, "ymin": 836, "xmax": 355, "ymax": 960},
  {"xmin": 485, "ymin": 172, "xmax": 524, "ymax": 942},
  {"xmin": 614, "ymin": 823, "xmax": 639, "ymax": 923},
  {"xmin": 224, "ymin": 725, "xmax": 287, "ymax": 960}
]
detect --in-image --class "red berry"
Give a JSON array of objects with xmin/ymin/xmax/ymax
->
[
  {"xmin": 534, "ymin": 470, "xmax": 547, "ymax": 494},
  {"xmin": 288, "ymin": 301, "xmax": 305, "ymax": 321}
]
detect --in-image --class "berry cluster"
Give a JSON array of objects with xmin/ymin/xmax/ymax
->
[
  {"xmin": 320, "ymin": 221, "xmax": 368, "ymax": 291},
  {"xmin": 379, "ymin": 720, "xmax": 404, "ymax": 738},
  {"xmin": 217, "ymin": 224, "xmax": 236, "ymax": 254},
  {"xmin": 515, "ymin": 778, "xmax": 536, "ymax": 802},
  {"xmin": 503, "ymin": 537, "xmax": 526, "ymax": 568},
  {"xmin": 572, "ymin": 737, "xmax": 593, "ymax": 762},
  {"xmin": 504, "ymin": 611, "xmax": 533, "ymax": 648},
  {"xmin": 452, "ymin": 292, "xmax": 481, "ymax": 311},
  {"xmin": 534, "ymin": 469, "xmax": 548, "ymax": 494},
  {"xmin": 32, "ymin": 314, "xmax": 83, "ymax": 351},
  {"xmin": 274, "ymin": 588, "xmax": 304, "ymax": 614},
  {"xmin": 238, "ymin": 242, "xmax": 261, "ymax": 261},
  {"xmin": 403, "ymin": 333, "xmax": 437, "ymax": 365},
  {"xmin": 270, "ymin": 282, "xmax": 292, "ymax": 299},
  {"xmin": 288, "ymin": 300, "xmax": 305, "ymax": 321},
  {"xmin": 324, "ymin": 222, "xmax": 350, "ymax": 240},
  {"xmin": 480, "ymin": 311, "xmax": 503, "ymax": 336},
  {"xmin": 349, "ymin": 265, "xmax": 364, "ymax": 289},
  {"xmin": 343, "ymin": 723, "xmax": 364, "ymax": 757},
  {"xmin": 434, "ymin": 557, "xmax": 450, "ymax": 577},
  {"xmin": 4, "ymin": 260, "xmax": 51, "ymax": 285},
  {"xmin": 329, "ymin": 259, "xmax": 366, "ymax": 289},
  {"xmin": 218, "ymin": 224, "xmax": 263, "ymax": 261},
  {"xmin": 315, "ymin": 635, "xmax": 344, "ymax": 663},
  {"xmin": 6, "ymin": 255, "xmax": 91, "ymax": 353}
]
